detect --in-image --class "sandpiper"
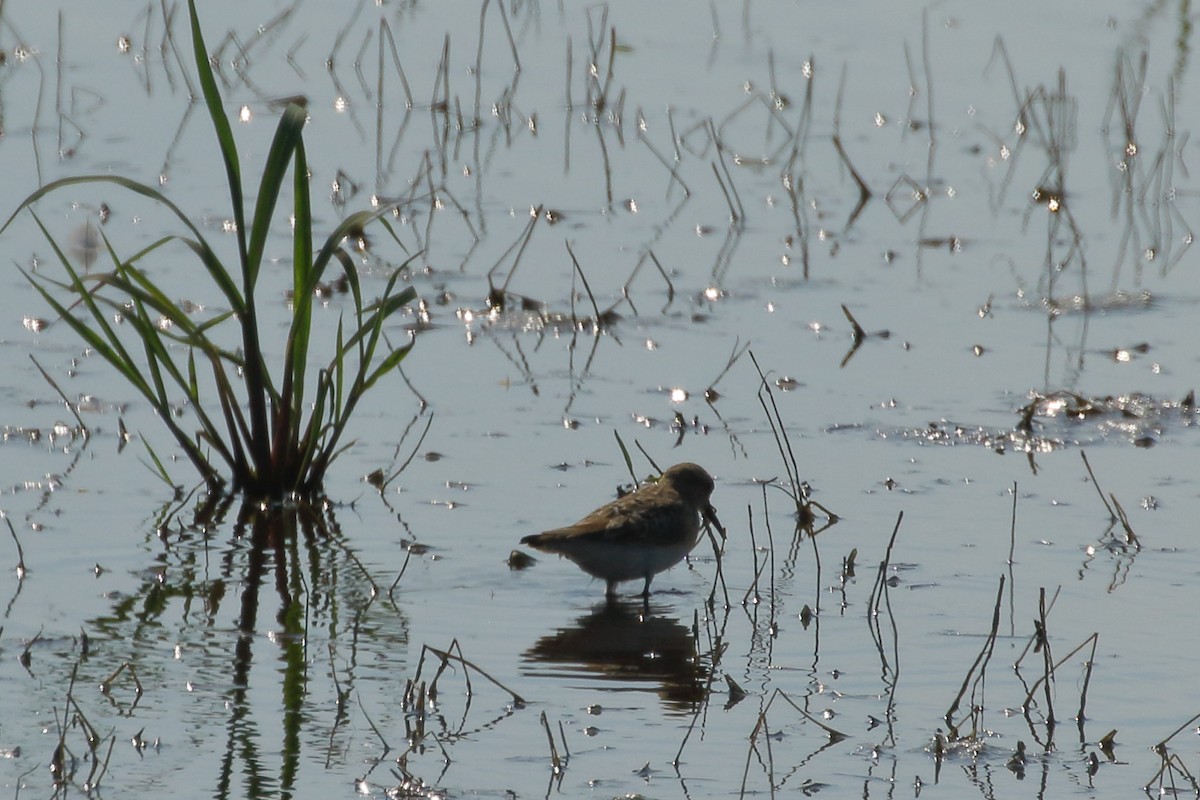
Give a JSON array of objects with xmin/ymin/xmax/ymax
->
[{"xmin": 521, "ymin": 462, "xmax": 722, "ymax": 598}]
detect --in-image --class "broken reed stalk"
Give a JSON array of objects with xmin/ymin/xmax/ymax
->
[
  {"xmin": 1008, "ymin": 481, "xmax": 1018, "ymax": 565},
  {"xmin": 91, "ymin": 734, "xmax": 117, "ymax": 793},
  {"xmin": 562, "ymin": 34, "xmax": 575, "ymax": 169},
  {"xmin": 433, "ymin": 638, "xmax": 473, "ymax": 700},
  {"xmin": 758, "ymin": 713, "xmax": 778, "ymax": 791},
  {"xmin": 737, "ymin": 684, "xmax": 847, "ymax": 795},
  {"xmin": 564, "ymin": 240, "xmax": 604, "ymax": 326},
  {"xmin": 706, "ymin": 118, "xmax": 745, "ymax": 223},
  {"xmin": 866, "ymin": 512, "xmax": 904, "ymax": 687},
  {"xmin": 402, "ymin": 679, "xmax": 428, "ymax": 740},
  {"xmin": 401, "ymin": 353, "xmax": 435, "ymax": 405},
  {"xmin": 762, "ymin": 485, "xmax": 777, "ymax": 626},
  {"xmin": 674, "ymin": 611, "xmax": 728, "ymax": 767},
  {"xmin": 772, "ymin": 689, "xmax": 848, "ymax": 739},
  {"xmin": 99, "ymin": 660, "xmax": 144, "ymax": 697},
  {"xmin": 591, "ymin": 107, "xmax": 618, "ymax": 201},
  {"xmin": 474, "ymin": 0, "xmax": 520, "ymax": 112},
  {"xmin": 1145, "ymin": 713, "xmax": 1200, "ymax": 794},
  {"xmin": 327, "ymin": 643, "xmax": 350, "ymax": 724},
  {"xmin": 748, "ymin": 351, "xmax": 803, "ymax": 511},
  {"xmin": 705, "ymin": 520, "xmax": 731, "ymax": 611},
  {"xmin": 919, "ymin": 7, "xmax": 938, "ymax": 166},
  {"xmin": 1079, "ymin": 450, "xmax": 1117, "ymax": 518},
  {"xmin": 18, "ymin": 627, "xmax": 42, "ymax": 671},
  {"xmin": 737, "ymin": 721, "xmax": 757, "ymax": 796},
  {"xmin": 538, "ymin": 711, "xmax": 565, "ymax": 772},
  {"xmin": 378, "ymin": 411, "xmax": 435, "ymax": 491},
  {"xmin": 4, "ymin": 516, "xmax": 27, "ymax": 578},
  {"xmin": 943, "ymin": 575, "xmax": 1005, "ymax": 735},
  {"xmin": 710, "ymin": 162, "xmax": 740, "ymax": 225},
  {"xmin": 1154, "ymin": 710, "xmax": 1200, "ymax": 753},
  {"xmin": 744, "ymin": 704, "xmax": 795, "ymax": 794},
  {"xmin": 486, "ymin": 203, "xmax": 541, "ymax": 303},
  {"xmin": 633, "ymin": 439, "xmax": 663, "ymax": 475},
  {"xmin": 1076, "ymin": 633, "xmax": 1098, "ymax": 724},
  {"xmin": 51, "ymin": 662, "xmax": 79, "ymax": 786},
  {"xmin": 688, "ymin": 464, "xmax": 729, "ymax": 612},
  {"xmin": 612, "ymin": 429, "xmax": 637, "ymax": 483},
  {"xmin": 581, "ymin": 8, "xmax": 610, "ymax": 108},
  {"xmin": 1145, "ymin": 709, "xmax": 1200, "ymax": 793},
  {"xmin": 557, "ymin": 719, "xmax": 570, "ymax": 761},
  {"xmin": 1020, "ymin": 631, "xmax": 1100, "ymax": 719},
  {"xmin": 50, "ymin": 656, "xmax": 117, "ymax": 791},
  {"xmin": 740, "ymin": 484, "xmax": 779, "ymax": 624},
  {"xmin": 646, "ymin": 250, "xmax": 677, "ymax": 304},
  {"xmin": 831, "ymin": 130, "xmax": 872, "ymax": 208},
  {"xmin": 74, "ymin": 701, "xmax": 108, "ymax": 790},
  {"xmin": 1022, "ymin": 587, "xmax": 1059, "ymax": 737},
  {"xmin": 673, "ymin": 679, "xmax": 709, "ymax": 768},
  {"xmin": 30, "ymin": 354, "xmax": 87, "ymax": 433},
  {"xmin": 1145, "ymin": 747, "xmax": 1200, "ymax": 797},
  {"xmin": 357, "ymin": 690, "xmax": 391, "ymax": 755},
  {"xmin": 841, "ymin": 304, "xmax": 867, "ymax": 346},
  {"xmin": 635, "ymin": 123, "xmax": 691, "ymax": 200},
  {"xmin": 696, "ymin": 476, "xmax": 729, "ymax": 593},
  {"xmin": 705, "ymin": 337, "xmax": 751, "ymax": 399},
  {"xmin": 742, "ymin": 503, "xmax": 761, "ymax": 607},
  {"xmin": 867, "ymin": 511, "xmax": 904, "ymax": 619},
  {"xmin": 434, "ymin": 34, "xmax": 452, "ymax": 115},
  {"xmin": 387, "ymin": 546, "xmax": 415, "ymax": 606},
  {"xmin": 378, "ymin": 19, "xmax": 414, "ymax": 108},
  {"xmin": 416, "ymin": 642, "xmax": 526, "ymax": 706},
  {"xmin": 1109, "ymin": 492, "xmax": 1139, "ymax": 548}
]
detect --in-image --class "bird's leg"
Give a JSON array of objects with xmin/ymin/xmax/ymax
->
[
  {"xmin": 641, "ymin": 576, "xmax": 652, "ymax": 598},
  {"xmin": 606, "ymin": 579, "xmax": 618, "ymax": 599}
]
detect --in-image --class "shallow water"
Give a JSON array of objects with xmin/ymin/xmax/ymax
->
[{"xmin": 2, "ymin": 1, "xmax": 1199, "ymax": 798}]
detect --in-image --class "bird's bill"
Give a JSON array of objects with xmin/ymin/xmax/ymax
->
[{"xmin": 702, "ymin": 503, "xmax": 726, "ymax": 539}]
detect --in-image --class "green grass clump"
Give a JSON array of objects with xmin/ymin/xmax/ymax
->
[{"xmin": 1, "ymin": 0, "xmax": 417, "ymax": 500}]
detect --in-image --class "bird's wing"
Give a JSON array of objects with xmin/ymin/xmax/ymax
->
[{"xmin": 541, "ymin": 498, "xmax": 690, "ymax": 545}]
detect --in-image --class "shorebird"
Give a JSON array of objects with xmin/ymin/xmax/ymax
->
[{"xmin": 521, "ymin": 462, "xmax": 722, "ymax": 598}]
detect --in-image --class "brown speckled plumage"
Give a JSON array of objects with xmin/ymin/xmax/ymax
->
[{"xmin": 521, "ymin": 463, "xmax": 720, "ymax": 598}]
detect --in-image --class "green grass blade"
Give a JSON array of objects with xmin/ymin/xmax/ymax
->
[
  {"xmin": 614, "ymin": 430, "xmax": 636, "ymax": 483},
  {"xmin": 362, "ymin": 337, "xmax": 415, "ymax": 390},
  {"xmin": 309, "ymin": 209, "xmax": 409, "ymax": 287},
  {"xmin": 247, "ymin": 102, "xmax": 307, "ymax": 291},
  {"xmin": 5, "ymin": 176, "xmax": 247, "ymax": 316},
  {"xmin": 351, "ymin": 275, "xmax": 417, "ymax": 389},
  {"xmin": 124, "ymin": 296, "xmax": 233, "ymax": 469},
  {"xmin": 24, "ymin": 274, "xmax": 147, "ymax": 394},
  {"xmin": 204, "ymin": 352, "xmax": 253, "ymax": 480},
  {"xmin": 186, "ymin": 0, "xmax": 247, "ymax": 268},
  {"xmin": 138, "ymin": 435, "xmax": 182, "ymax": 492},
  {"xmin": 337, "ymin": 283, "xmax": 416, "ymax": 354},
  {"xmin": 3, "ymin": 0, "xmax": 422, "ymax": 498},
  {"xmin": 281, "ymin": 133, "xmax": 315, "ymax": 445},
  {"xmin": 24, "ymin": 217, "xmax": 148, "ymax": 391}
]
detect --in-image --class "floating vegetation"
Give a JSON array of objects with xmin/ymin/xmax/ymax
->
[
  {"xmin": 882, "ymin": 420, "xmax": 1065, "ymax": 454},
  {"xmin": 870, "ymin": 390, "xmax": 1194, "ymax": 458}
]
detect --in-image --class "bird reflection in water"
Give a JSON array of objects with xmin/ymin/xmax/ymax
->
[{"xmin": 522, "ymin": 600, "xmax": 710, "ymax": 713}]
